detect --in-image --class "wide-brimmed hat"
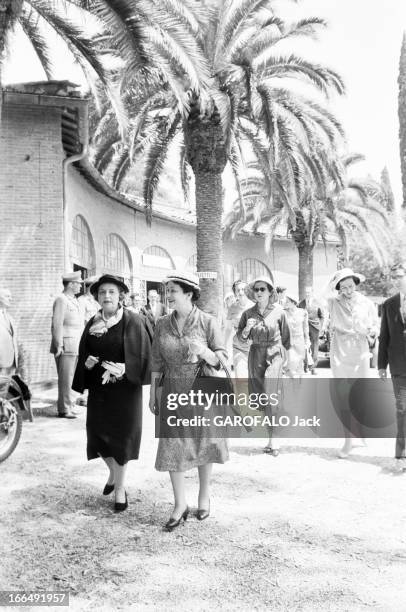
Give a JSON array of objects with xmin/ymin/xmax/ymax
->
[
  {"xmin": 248, "ymin": 275, "xmax": 275, "ymax": 292},
  {"xmin": 331, "ymin": 268, "xmax": 365, "ymax": 290},
  {"xmin": 163, "ymin": 270, "xmax": 200, "ymax": 292},
  {"xmin": 90, "ymin": 274, "xmax": 129, "ymax": 296},
  {"xmin": 62, "ymin": 271, "xmax": 83, "ymax": 283}
]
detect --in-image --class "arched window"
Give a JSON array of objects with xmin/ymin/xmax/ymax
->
[
  {"xmin": 142, "ymin": 245, "xmax": 175, "ymax": 270},
  {"xmin": 70, "ymin": 215, "xmax": 95, "ymax": 272},
  {"xmin": 102, "ymin": 234, "xmax": 132, "ymax": 285},
  {"xmin": 186, "ymin": 254, "xmax": 197, "ymax": 272},
  {"xmin": 234, "ymin": 258, "xmax": 272, "ymax": 283}
]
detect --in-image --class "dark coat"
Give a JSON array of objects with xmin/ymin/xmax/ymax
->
[
  {"xmin": 72, "ymin": 309, "xmax": 151, "ymax": 393},
  {"xmin": 140, "ymin": 303, "xmax": 168, "ymax": 329},
  {"xmin": 378, "ymin": 293, "xmax": 406, "ymax": 376}
]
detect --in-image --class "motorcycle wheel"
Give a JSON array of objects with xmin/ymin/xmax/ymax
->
[{"xmin": 0, "ymin": 399, "xmax": 23, "ymax": 462}]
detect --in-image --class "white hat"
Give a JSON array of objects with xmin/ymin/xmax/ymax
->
[
  {"xmin": 62, "ymin": 271, "xmax": 83, "ymax": 283},
  {"xmin": 248, "ymin": 275, "xmax": 275, "ymax": 291},
  {"xmin": 163, "ymin": 270, "xmax": 200, "ymax": 292},
  {"xmin": 331, "ymin": 268, "xmax": 365, "ymax": 290}
]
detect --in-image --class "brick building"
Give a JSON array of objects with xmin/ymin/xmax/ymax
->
[{"xmin": 0, "ymin": 82, "xmax": 338, "ymax": 384}]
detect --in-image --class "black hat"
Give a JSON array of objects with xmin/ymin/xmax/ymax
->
[{"xmin": 90, "ymin": 274, "xmax": 129, "ymax": 297}]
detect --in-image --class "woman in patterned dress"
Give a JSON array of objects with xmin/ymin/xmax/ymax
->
[{"xmin": 149, "ymin": 271, "xmax": 228, "ymax": 531}]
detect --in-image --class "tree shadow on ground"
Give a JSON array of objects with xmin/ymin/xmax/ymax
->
[{"xmin": 230, "ymin": 443, "xmax": 399, "ymax": 473}]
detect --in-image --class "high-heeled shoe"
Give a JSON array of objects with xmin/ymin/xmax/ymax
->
[
  {"xmin": 196, "ymin": 501, "xmax": 210, "ymax": 521},
  {"xmin": 103, "ymin": 483, "xmax": 115, "ymax": 496},
  {"xmin": 164, "ymin": 506, "xmax": 189, "ymax": 532},
  {"xmin": 263, "ymin": 447, "xmax": 279, "ymax": 457},
  {"xmin": 114, "ymin": 491, "xmax": 128, "ymax": 513}
]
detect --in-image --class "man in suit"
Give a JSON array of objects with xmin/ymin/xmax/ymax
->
[
  {"xmin": 378, "ymin": 262, "xmax": 406, "ymax": 469},
  {"xmin": 299, "ymin": 286, "xmax": 324, "ymax": 375},
  {"xmin": 0, "ymin": 287, "xmax": 19, "ymax": 377},
  {"xmin": 50, "ymin": 272, "xmax": 84, "ymax": 418},
  {"xmin": 140, "ymin": 289, "xmax": 168, "ymax": 334}
]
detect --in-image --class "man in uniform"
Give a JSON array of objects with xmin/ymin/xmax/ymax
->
[{"xmin": 50, "ymin": 272, "xmax": 84, "ymax": 418}]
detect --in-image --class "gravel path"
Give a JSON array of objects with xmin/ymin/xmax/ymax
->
[{"xmin": 2, "ymin": 386, "xmax": 406, "ymax": 611}]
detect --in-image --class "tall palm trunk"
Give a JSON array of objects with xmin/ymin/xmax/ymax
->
[
  {"xmin": 297, "ymin": 243, "xmax": 314, "ymax": 299},
  {"xmin": 185, "ymin": 109, "xmax": 227, "ymax": 316},
  {"xmin": 0, "ymin": 0, "xmax": 24, "ymax": 123}
]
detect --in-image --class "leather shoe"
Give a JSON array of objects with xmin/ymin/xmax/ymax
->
[
  {"xmin": 196, "ymin": 502, "xmax": 210, "ymax": 521},
  {"xmin": 164, "ymin": 506, "xmax": 189, "ymax": 532},
  {"xmin": 103, "ymin": 483, "xmax": 115, "ymax": 495},
  {"xmin": 263, "ymin": 447, "xmax": 279, "ymax": 456},
  {"xmin": 58, "ymin": 412, "xmax": 77, "ymax": 419},
  {"xmin": 114, "ymin": 491, "xmax": 128, "ymax": 513}
]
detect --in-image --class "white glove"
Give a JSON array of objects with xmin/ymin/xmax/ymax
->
[{"xmin": 101, "ymin": 361, "xmax": 125, "ymax": 384}]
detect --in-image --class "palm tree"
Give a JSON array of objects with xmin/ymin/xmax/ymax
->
[
  {"xmin": 0, "ymin": 1, "xmax": 112, "ymax": 122},
  {"xmin": 0, "ymin": 0, "xmax": 205, "ymax": 124},
  {"xmin": 398, "ymin": 33, "xmax": 406, "ymax": 209},
  {"xmin": 225, "ymin": 153, "xmax": 390, "ymax": 299},
  {"xmin": 92, "ymin": 0, "xmax": 346, "ymax": 315}
]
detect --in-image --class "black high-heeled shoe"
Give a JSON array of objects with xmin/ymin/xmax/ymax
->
[
  {"xmin": 196, "ymin": 501, "xmax": 210, "ymax": 521},
  {"xmin": 114, "ymin": 491, "xmax": 128, "ymax": 513},
  {"xmin": 164, "ymin": 506, "xmax": 189, "ymax": 532},
  {"xmin": 103, "ymin": 483, "xmax": 115, "ymax": 496}
]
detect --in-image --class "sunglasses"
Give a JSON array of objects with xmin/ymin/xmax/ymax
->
[
  {"xmin": 253, "ymin": 286, "xmax": 267, "ymax": 293},
  {"xmin": 390, "ymin": 274, "xmax": 406, "ymax": 280}
]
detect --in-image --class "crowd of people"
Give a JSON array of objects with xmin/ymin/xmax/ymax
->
[{"xmin": 1, "ymin": 261, "xmax": 406, "ymax": 527}]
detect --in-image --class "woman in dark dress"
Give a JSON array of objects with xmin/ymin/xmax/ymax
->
[
  {"xmin": 73, "ymin": 275, "xmax": 151, "ymax": 512},
  {"xmin": 237, "ymin": 275, "xmax": 290, "ymax": 455}
]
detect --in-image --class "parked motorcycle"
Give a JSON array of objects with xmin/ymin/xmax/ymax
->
[{"xmin": 0, "ymin": 375, "xmax": 32, "ymax": 463}]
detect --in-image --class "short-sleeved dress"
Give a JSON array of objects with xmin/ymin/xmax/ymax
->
[
  {"xmin": 152, "ymin": 306, "xmax": 229, "ymax": 472},
  {"xmin": 85, "ymin": 318, "xmax": 143, "ymax": 465},
  {"xmin": 237, "ymin": 302, "xmax": 291, "ymax": 396}
]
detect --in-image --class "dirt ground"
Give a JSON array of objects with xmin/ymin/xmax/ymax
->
[{"xmin": 1, "ymin": 385, "xmax": 406, "ymax": 612}]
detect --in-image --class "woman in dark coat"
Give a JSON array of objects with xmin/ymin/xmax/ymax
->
[{"xmin": 73, "ymin": 274, "xmax": 151, "ymax": 512}]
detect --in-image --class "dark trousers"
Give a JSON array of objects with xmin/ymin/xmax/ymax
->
[
  {"xmin": 392, "ymin": 375, "xmax": 406, "ymax": 458},
  {"xmin": 304, "ymin": 325, "xmax": 320, "ymax": 370}
]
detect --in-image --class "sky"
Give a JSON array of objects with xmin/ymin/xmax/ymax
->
[{"xmin": 4, "ymin": 0, "xmax": 406, "ymax": 205}]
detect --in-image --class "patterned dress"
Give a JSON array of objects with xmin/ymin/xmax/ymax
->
[{"xmin": 152, "ymin": 306, "xmax": 229, "ymax": 472}]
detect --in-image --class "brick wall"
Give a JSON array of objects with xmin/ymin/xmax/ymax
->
[{"xmin": 0, "ymin": 103, "xmax": 65, "ymax": 383}]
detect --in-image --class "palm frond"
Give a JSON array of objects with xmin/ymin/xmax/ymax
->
[
  {"xmin": 257, "ymin": 54, "xmax": 346, "ymax": 96},
  {"xmin": 143, "ymin": 110, "xmax": 182, "ymax": 223},
  {"xmin": 19, "ymin": 7, "xmax": 54, "ymax": 78}
]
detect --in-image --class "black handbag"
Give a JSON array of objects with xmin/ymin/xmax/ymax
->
[{"xmin": 190, "ymin": 351, "xmax": 234, "ymax": 400}]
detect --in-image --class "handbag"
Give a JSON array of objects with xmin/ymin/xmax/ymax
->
[
  {"xmin": 306, "ymin": 347, "xmax": 314, "ymax": 367},
  {"xmin": 153, "ymin": 372, "xmax": 164, "ymax": 415},
  {"xmin": 367, "ymin": 334, "xmax": 377, "ymax": 350},
  {"xmin": 190, "ymin": 351, "xmax": 234, "ymax": 401}
]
